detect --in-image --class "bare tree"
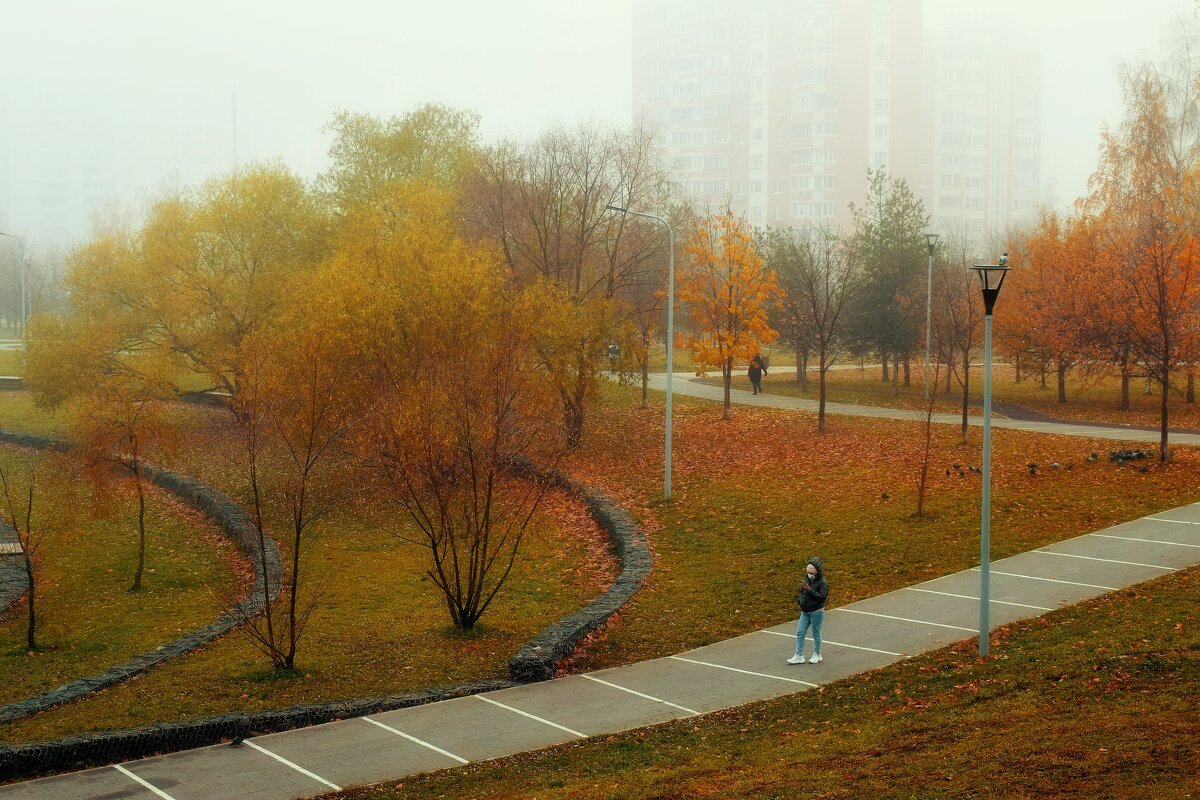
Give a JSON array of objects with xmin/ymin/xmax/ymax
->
[{"xmin": 767, "ymin": 224, "xmax": 859, "ymax": 433}]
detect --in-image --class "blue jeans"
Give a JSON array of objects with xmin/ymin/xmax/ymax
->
[{"xmin": 795, "ymin": 609, "xmax": 824, "ymax": 656}]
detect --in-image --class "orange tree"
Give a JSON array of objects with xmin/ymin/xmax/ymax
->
[
  {"xmin": 679, "ymin": 210, "xmax": 782, "ymax": 420},
  {"xmin": 1086, "ymin": 61, "xmax": 1200, "ymax": 461}
]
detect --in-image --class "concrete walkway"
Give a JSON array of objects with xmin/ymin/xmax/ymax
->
[
  {"xmin": 5, "ymin": 384, "xmax": 1200, "ymax": 798},
  {"xmin": 650, "ymin": 372, "xmax": 1200, "ymax": 445}
]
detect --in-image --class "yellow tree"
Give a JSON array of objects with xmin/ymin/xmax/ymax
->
[{"xmin": 680, "ymin": 210, "xmax": 782, "ymax": 419}]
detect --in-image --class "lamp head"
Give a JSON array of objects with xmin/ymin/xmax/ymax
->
[
  {"xmin": 969, "ymin": 260, "xmax": 1009, "ymax": 316},
  {"xmin": 925, "ymin": 233, "xmax": 939, "ymax": 255}
]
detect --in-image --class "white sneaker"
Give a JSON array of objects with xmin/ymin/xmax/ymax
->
[
  {"xmin": 786, "ymin": 654, "xmax": 806, "ymax": 664},
  {"xmin": 809, "ymin": 653, "xmax": 823, "ymax": 664}
]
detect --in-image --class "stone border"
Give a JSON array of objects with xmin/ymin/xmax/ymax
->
[
  {"xmin": 0, "ymin": 679, "xmax": 514, "ymax": 781},
  {"xmin": 506, "ymin": 458, "xmax": 653, "ymax": 682},
  {"xmin": 0, "ymin": 430, "xmax": 285, "ymax": 726},
  {"xmin": 0, "ymin": 456, "xmax": 651, "ymax": 781}
]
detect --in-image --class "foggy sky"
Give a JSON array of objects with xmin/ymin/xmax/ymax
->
[{"xmin": 1, "ymin": 0, "xmax": 1196, "ymax": 249}]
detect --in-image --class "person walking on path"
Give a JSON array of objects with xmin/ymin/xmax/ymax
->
[
  {"xmin": 788, "ymin": 557, "xmax": 827, "ymax": 664},
  {"xmin": 748, "ymin": 354, "xmax": 767, "ymax": 395}
]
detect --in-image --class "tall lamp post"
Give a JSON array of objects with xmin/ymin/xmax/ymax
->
[
  {"xmin": 606, "ymin": 204, "xmax": 676, "ymax": 501},
  {"xmin": 969, "ymin": 253, "xmax": 1008, "ymax": 658},
  {"xmin": 0, "ymin": 232, "xmax": 26, "ymax": 340},
  {"xmin": 923, "ymin": 233, "xmax": 939, "ymax": 400}
]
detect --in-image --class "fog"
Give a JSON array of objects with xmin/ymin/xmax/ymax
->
[{"xmin": 0, "ymin": 0, "xmax": 1195, "ymax": 252}]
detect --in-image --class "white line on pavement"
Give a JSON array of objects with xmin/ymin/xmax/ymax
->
[
  {"xmin": 756, "ymin": 629, "xmax": 904, "ymax": 656},
  {"xmin": 476, "ymin": 695, "xmax": 587, "ymax": 739},
  {"xmin": 242, "ymin": 739, "xmax": 342, "ymax": 791},
  {"xmin": 1147, "ymin": 516, "xmax": 1200, "ymax": 526},
  {"xmin": 363, "ymin": 716, "xmax": 470, "ymax": 764},
  {"xmin": 904, "ymin": 587, "xmax": 1055, "ymax": 611},
  {"xmin": 580, "ymin": 674, "xmax": 700, "ymax": 716},
  {"xmin": 112, "ymin": 765, "xmax": 177, "ymax": 800},
  {"xmin": 669, "ymin": 655, "xmax": 820, "ymax": 687},
  {"xmin": 1031, "ymin": 550, "xmax": 1176, "ymax": 571},
  {"xmin": 833, "ymin": 607, "xmax": 979, "ymax": 633},
  {"xmin": 972, "ymin": 567, "xmax": 1118, "ymax": 591},
  {"xmin": 1089, "ymin": 532, "xmax": 1200, "ymax": 549}
]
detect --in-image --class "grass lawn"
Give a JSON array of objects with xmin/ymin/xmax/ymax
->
[
  {"xmin": 552, "ymin": 382, "xmax": 1200, "ymax": 675},
  {"xmin": 0, "ymin": 350, "xmax": 23, "ymax": 377},
  {"xmin": 0, "ymin": 405, "xmax": 620, "ymax": 744},
  {"xmin": 0, "ymin": 446, "xmax": 247, "ymax": 706},
  {"xmin": 4, "ymin": 380, "xmax": 1200, "ymax": 750},
  {"xmin": 331, "ymin": 562, "xmax": 1200, "ymax": 800}
]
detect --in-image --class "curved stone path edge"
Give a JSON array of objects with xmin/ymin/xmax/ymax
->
[
  {"xmin": 0, "ymin": 430, "xmax": 286, "ymax": 727},
  {"xmin": 0, "ymin": 446, "xmax": 651, "ymax": 781}
]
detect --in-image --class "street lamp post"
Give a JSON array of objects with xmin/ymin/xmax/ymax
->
[
  {"xmin": 969, "ymin": 253, "xmax": 1009, "ymax": 658},
  {"xmin": 0, "ymin": 232, "xmax": 26, "ymax": 339},
  {"xmin": 606, "ymin": 204, "xmax": 675, "ymax": 501},
  {"xmin": 923, "ymin": 233, "xmax": 939, "ymax": 400}
]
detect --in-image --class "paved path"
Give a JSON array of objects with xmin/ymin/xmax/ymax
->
[
  {"xmin": 651, "ymin": 372, "xmax": 1200, "ymax": 445},
  {"xmin": 6, "ymin": 382, "xmax": 1200, "ymax": 798}
]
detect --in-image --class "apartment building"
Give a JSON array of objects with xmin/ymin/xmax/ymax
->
[{"xmin": 633, "ymin": 0, "xmax": 1041, "ymax": 234}]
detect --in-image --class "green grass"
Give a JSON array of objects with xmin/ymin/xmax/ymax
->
[
  {"xmin": 0, "ymin": 446, "xmax": 242, "ymax": 706},
  {"xmin": 332, "ymin": 563, "xmax": 1200, "ymax": 799},
  {"xmin": 0, "ymin": 350, "xmax": 23, "ymax": 378}
]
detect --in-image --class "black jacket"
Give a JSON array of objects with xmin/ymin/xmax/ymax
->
[
  {"xmin": 748, "ymin": 358, "xmax": 765, "ymax": 380},
  {"xmin": 797, "ymin": 557, "xmax": 828, "ymax": 612}
]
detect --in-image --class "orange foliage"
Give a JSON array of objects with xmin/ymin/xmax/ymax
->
[{"xmin": 679, "ymin": 211, "xmax": 782, "ymax": 419}]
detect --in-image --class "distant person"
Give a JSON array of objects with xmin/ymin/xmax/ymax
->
[
  {"xmin": 748, "ymin": 354, "xmax": 767, "ymax": 395},
  {"xmin": 788, "ymin": 557, "xmax": 827, "ymax": 664}
]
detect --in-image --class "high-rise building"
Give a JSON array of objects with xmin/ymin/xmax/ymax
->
[
  {"xmin": 921, "ymin": 27, "xmax": 1042, "ymax": 235},
  {"xmin": 633, "ymin": 0, "xmax": 1041, "ymax": 235}
]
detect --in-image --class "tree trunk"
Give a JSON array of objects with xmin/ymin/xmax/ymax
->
[
  {"xmin": 24, "ymin": 553, "xmax": 35, "ymax": 651},
  {"xmin": 881, "ymin": 352, "xmax": 889, "ymax": 382},
  {"xmin": 798, "ymin": 346, "xmax": 809, "ymax": 390},
  {"xmin": 1160, "ymin": 370, "xmax": 1170, "ymax": 462},
  {"xmin": 892, "ymin": 353, "xmax": 900, "ymax": 396},
  {"xmin": 1014, "ymin": 352, "xmax": 1021, "ymax": 384},
  {"xmin": 1120, "ymin": 347, "xmax": 1131, "ymax": 411},
  {"xmin": 641, "ymin": 361, "xmax": 649, "ymax": 408},
  {"xmin": 723, "ymin": 356, "xmax": 733, "ymax": 420},
  {"xmin": 286, "ymin": 520, "xmax": 301, "ymax": 670},
  {"xmin": 1057, "ymin": 361, "xmax": 1068, "ymax": 404},
  {"xmin": 818, "ymin": 349, "xmax": 828, "ymax": 433},
  {"xmin": 945, "ymin": 358, "xmax": 953, "ymax": 394},
  {"xmin": 903, "ymin": 357, "xmax": 911, "ymax": 387},
  {"xmin": 131, "ymin": 473, "xmax": 145, "ymax": 592},
  {"xmin": 961, "ymin": 350, "xmax": 971, "ymax": 442},
  {"xmin": 1040, "ymin": 359, "xmax": 1047, "ymax": 388},
  {"xmin": 1188, "ymin": 372, "xmax": 1195, "ymax": 404}
]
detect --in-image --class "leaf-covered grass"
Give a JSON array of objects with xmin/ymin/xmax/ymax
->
[
  {"xmin": 0, "ymin": 350, "xmax": 22, "ymax": 377},
  {"xmin": 4, "ymin": 381, "xmax": 1199, "ymax": 752},
  {"xmin": 0, "ymin": 446, "xmax": 247, "ymax": 706},
  {"xmin": 0, "ymin": 405, "xmax": 618, "ymax": 744},
  {"xmin": 332, "ymin": 562, "xmax": 1200, "ymax": 800},
  {"xmin": 556, "ymin": 382, "xmax": 1200, "ymax": 673}
]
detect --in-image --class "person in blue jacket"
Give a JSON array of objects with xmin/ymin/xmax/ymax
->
[{"xmin": 788, "ymin": 557, "xmax": 827, "ymax": 664}]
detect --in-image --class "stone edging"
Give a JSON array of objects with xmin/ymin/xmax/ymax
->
[
  {"xmin": 506, "ymin": 458, "xmax": 653, "ymax": 682},
  {"xmin": 0, "ymin": 430, "xmax": 285, "ymax": 726},
  {"xmin": 0, "ymin": 444, "xmax": 648, "ymax": 781},
  {"xmin": 0, "ymin": 679, "xmax": 514, "ymax": 782}
]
